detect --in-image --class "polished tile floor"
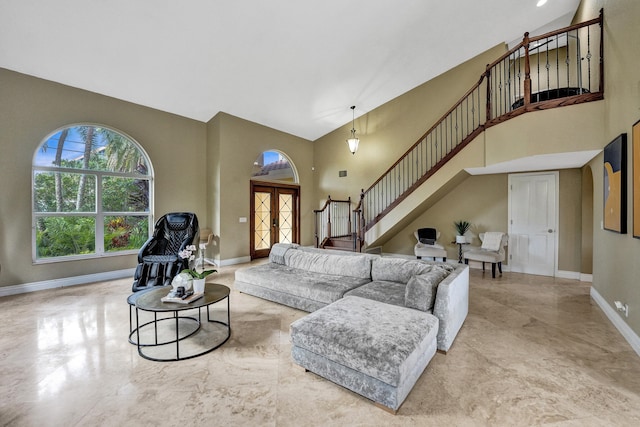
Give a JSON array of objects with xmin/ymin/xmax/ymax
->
[{"xmin": 1, "ymin": 264, "xmax": 640, "ymax": 426}]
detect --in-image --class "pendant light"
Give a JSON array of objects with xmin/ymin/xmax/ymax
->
[{"xmin": 346, "ymin": 105, "xmax": 359, "ymax": 155}]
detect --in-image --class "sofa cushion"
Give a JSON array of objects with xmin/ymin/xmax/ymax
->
[
  {"xmin": 290, "ymin": 296, "xmax": 439, "ymax": 387},
  {"xmin": 344, "ymin": 280, "xmax": 407, "ymax": 308},
  {"xmin": 371, "ymin": 257, "xmax": 434, "ymax": 284},
  {"xmin": 284, "ymin": 249, "xmax": 373, "ymax": 279},
  {"xmin": 235, "ymin": 263, "xmax": 370, "ymax": 304},
  {"xmin": 405, "ymin": 268, "xmax": 450, "ymax": 312}
]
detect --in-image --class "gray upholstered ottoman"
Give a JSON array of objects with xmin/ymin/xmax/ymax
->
[{"xmin": 290, "ymin": 296, "xmax": 439, "ymax": 413}]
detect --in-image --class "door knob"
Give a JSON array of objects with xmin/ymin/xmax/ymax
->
[{"xmin": 548, "ymin": 229, "xmax": 553, "ymax": 233}]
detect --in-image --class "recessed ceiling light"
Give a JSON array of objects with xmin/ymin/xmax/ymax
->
[{"xmin": 537, "ymin": 0, "xmax": 548, "ymax": 6}]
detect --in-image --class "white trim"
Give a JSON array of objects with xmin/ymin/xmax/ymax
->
[
  {"xmin": 0, "ymin": 268, "xmax": 136, "ymax": 297},
  {"xmin": 590, "ymin": 286, "xmax": 640, "ymax": 358},
  {"xmin": 219, "ymin": 256, "xmax": 251, "ymax": 266},
  {"xmin": 556, "ymin": 270, "xmax": 581, "ymax": 280},
  {"xmin": 579, "ymin": 273, "xmax": 593, "ymax": 283}
]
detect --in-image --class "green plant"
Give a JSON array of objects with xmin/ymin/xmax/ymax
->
[
  {"xmin": 454, "ymin": 220, "xmax": 471, "ymax": 236},
  {"xmin": 179, "ymin": 245, "xmax": 217, "ymax": 279}
]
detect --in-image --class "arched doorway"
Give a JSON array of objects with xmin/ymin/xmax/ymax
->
[{"xmin": 250, "ymin": 151, "xmax": 300, "ymax": 259}]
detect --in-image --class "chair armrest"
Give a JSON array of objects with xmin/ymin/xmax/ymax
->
[{"xmin": 137, "ymin": 237, "xmax": 159, "ymax": 262}]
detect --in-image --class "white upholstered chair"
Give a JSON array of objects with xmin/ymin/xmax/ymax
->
[
  {"xmin": 413, "ymin": 228, "xmax": 447, "ymax": 261},
  {"xmin": 463, "ymin": 232, "xmax": 508, "ymax": 278}
]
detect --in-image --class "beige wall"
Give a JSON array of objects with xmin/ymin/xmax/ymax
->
[
  {"xmin": 0, "ymin": 68, "xmax": 207, "ymax": 287},
  {"xmin": 0, "ymin": 69, "xmax": 314, "ymax": 287},
  {"xmin": 578, "ymin": 0, "xmax": 640, "ymax": 334},
  {"xmin": 383, "ymin": 174, "xmax": 508, "ymax": 259},
  {"xmin": 313, "ymin": 44, "xmax": 508, "ymax": 207},
  {"xmin": 558, "ymin": 169, "xmax": 584, "ymax": 272},
  {"xmin": 209, "ymin": 113, "xmax": 314, "ymax": 263},
  {"xmin": 383, "ymin": 170, "xmax": 584, "ymax": 274}
]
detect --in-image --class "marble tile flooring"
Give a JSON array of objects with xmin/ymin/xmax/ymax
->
[{"xmin": 1, "ymin": 264, "xmax": 640, "ymax": 426}]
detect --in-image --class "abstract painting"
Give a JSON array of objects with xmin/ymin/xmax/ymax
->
[{"xmin": 603, "ymin": 133, "xmax": 627, "ymax": 233}]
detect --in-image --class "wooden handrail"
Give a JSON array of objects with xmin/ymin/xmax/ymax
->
[{"xmin": 364, "ymin": 75, "xmax": 487, "ymax": 194}]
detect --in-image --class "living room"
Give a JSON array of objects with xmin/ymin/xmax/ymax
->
[{"xmin": 1, "ymin": 0, "xmax": 640, "ymax": 424}]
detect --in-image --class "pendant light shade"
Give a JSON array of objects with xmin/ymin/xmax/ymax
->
[{"xmin": 346, "ymin": 106, "xmax": 359, "ymax": 155}]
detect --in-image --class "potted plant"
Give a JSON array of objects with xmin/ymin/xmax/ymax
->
[
  {"xmin": 178, "ymin": 244, "xmax": 217, "ymax": 293},
  {"xmin": 454, "ymin": 220, "xmax": 471, "ymax": 243}
]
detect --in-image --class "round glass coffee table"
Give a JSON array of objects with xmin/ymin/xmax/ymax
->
[{"xmin": 134, "ymin": 283, "xmax": 230, "ymax": 361}]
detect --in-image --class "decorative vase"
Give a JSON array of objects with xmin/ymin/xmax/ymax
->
[
  {"xmin": 193, "ymin": 278, "xmax": 206, "ymax": 294},
  {"xmin": 456, "ymin": 235, "xmax": 466, "ymax": 244},
  {"xmin": 171, "ymin": 272, "xmax": 193, "ymax": 292}
]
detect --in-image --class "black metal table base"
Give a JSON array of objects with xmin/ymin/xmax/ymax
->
[{"xmin": 135, "ymin": 296, "xmax": 230, "ymax": 362}]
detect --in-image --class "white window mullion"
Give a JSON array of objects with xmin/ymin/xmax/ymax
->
[{"xmin": 95, "ymin": 172, "xmax": 104, "ymax": 255}]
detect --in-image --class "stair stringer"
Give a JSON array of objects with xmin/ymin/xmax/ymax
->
[{"xmin": 364, "ymin": 135, "xmax": 486, "ymax": 247}]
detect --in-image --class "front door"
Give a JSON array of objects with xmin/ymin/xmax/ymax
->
[
  {"xmin": 508, "ymin": 172, "xmax": 558, "ymax": 276},
  {"xmin": 250, "ymin": 181, "xmax": 299, "ymax": 259}
]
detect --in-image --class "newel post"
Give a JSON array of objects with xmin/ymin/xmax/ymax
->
[
  {"xmin": 326, "ymin": 195, "xmax": 332, "ymax": 239},
  {"xmin": 523, "ymin": 32, "xmax": 531, "ymax": 107},
  {"xmin": 359, "ymin": 189, "xmax": 365, "ymax": 245},
  {"xmin": 599, "ymin": 8, "xmax": 604, "ymax": 94}
]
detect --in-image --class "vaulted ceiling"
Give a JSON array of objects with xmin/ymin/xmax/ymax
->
[{"xmin": 0, "ymin": 0, "xmax": 581, "ymax": 140}]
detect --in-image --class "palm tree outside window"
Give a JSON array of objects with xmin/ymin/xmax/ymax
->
[{"xmin": 32, "ymin": 124, "xmax": 153, "ymax": 262}]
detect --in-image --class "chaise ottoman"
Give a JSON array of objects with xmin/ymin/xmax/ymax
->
[{"xmin": 290, "ymin": 296, "xmax": 439, "ymax": 413}]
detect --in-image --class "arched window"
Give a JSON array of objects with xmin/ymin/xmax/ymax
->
[
  {"xmin": 251, "ymin": 150, "xmax": 297, "ymax": 183},
  {"xmin": 32, "ymin": 124, "xmax": 153, "ymax": 262}
]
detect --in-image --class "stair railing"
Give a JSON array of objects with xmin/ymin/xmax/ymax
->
[
  {"xmin": 314, "ymin": 196, "xmax": 352, "ymax": 248},
  {"xmin": 357, "ymin": 11, "xmax": 603, "ymax": 241}
]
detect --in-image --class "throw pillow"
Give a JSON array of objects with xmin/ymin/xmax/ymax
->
[
  {"xmin": 372, "ymin": 257, "xmax": 433, "ymax": 283},
  {"xmin": 405, "ymin": 268, "xmax": 449, "ymax": 312}
]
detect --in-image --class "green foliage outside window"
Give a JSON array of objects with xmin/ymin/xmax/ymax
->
[
  {"xmin": 33, "ymin": 125, "xmax": 152, "ymax": 260},
  {"xmin": 36, "ymin": 217, "xmax": 96, "ymax": 258},
  {"xmin": 104, "ymin": 216, "xmax": 149, "ymax": 252}
]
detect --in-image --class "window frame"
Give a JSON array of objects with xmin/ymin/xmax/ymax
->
[{"xmin": 32, "ymin": 124, "xmax": 154, "ymax": 264}]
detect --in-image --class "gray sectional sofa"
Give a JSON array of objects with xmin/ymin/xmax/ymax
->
[
  {"xmin": 234, "ymin": 243, "xmax": 469, "ymax": 413},
  {"xmin": 234, "ymin": 243, "xmax": 469, "ymax": 352}
]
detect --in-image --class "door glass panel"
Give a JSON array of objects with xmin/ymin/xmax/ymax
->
[
  {"xmin": 254, "ymin": 191, "xmax": 271, "ymax": 250},
  {"xmin": 279, "ymin": 193, "xmax": 293, "ymax": 243}
]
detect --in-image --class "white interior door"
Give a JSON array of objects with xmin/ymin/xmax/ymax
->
[{"xmin": 508, "ymin": 172, "xmax": 558, "ymax": 276}]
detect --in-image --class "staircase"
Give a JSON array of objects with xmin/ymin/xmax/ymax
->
[
  {"xmin": 315, "ymin": 11, "xmax": 604, "ymax": 252},
  {"xmin": 314, "ymin": 196, "xmax": 362, "ymax": 252}
]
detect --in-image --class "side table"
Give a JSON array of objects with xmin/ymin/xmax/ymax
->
[{"xmin": 452, "ymin": 242, "xmax": 469, "ymax": 264}]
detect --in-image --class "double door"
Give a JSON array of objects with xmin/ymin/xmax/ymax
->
[{"xmin": 250, "ymin": 182, "xmax": 299, "ymax": 259}]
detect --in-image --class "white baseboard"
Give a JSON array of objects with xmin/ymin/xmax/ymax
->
[
  {"xmin": 556, "ymin": 271, "xmax": 592, "ymax": 282},
  {"xmin": 580, "ymin": 273, "xmax": 593, "ymax": 283},
  {"xmin": 0, "ymin": 268, "xmax": 136, "ymax": 297},
  {"xmin": 556, "ymin": 270, "xmax": 580, "ymax": 280},
  {"xmin": 0, "ymin": 257, "xmax": 251, "ymax": 297},
  {"xmin": 590, "ymin": 286, "xmax": 640, "ymax": 358},
  {"xmin": 219, "ymin": 256, "xmax": 251, "ymax": 267}
]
